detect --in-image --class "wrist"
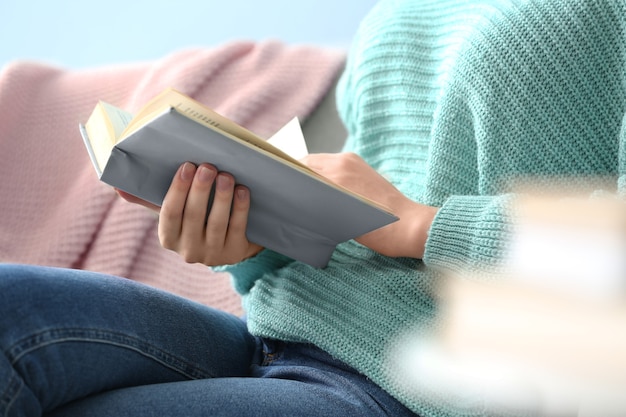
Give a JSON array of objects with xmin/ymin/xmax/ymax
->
[{"xmin": 407, "ymin": 202, "xmax": 438, "ymax": 259}]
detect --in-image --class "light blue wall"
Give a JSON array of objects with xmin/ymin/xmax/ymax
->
[{"xmin": 0, "ymin": 0, "xmax": 378, "ymax": 69}]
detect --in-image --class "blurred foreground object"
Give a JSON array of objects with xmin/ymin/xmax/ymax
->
[{"xmin": 391, "ymin": 195, "xmax": 626, "ymax": 416}]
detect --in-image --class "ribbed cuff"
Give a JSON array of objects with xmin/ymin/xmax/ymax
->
[
  {"xmin": 423, "ymin": 194, "xmax": 513, "ymax": 272},
  {"xmin": 618, "ymin": 174, "xmax": 626, "ymax": 196}
]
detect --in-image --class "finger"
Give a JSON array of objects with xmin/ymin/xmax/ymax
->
[
  {"xmin": 300, "ymin": 153, "xmax": 324, "ymax": 171},
  {"xmin": 158, "ymin": 162, "xmax": 195, "ymax": 249},
  {"xmin": 224, "ymin": 185, "xmax": 252, "ymax": 250},
  {"xmin": 205, "ymin": 173, "xmax": 235, "ymax": 246},
  {"xmin": 115, "ymin": 189, "xmax": 161, "ymax": 213},
  {"xmin": 181, "ymin": 164, "xmax": 217, "ymax": 243}
]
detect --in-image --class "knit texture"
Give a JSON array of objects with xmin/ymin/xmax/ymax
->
[
  {"xmin": 0, "ymin": 41, "xmax": 345, "ymax": 315},
  {"xmin": 224, "ymin": 0, "xmax": 626, "ymax": 415}
]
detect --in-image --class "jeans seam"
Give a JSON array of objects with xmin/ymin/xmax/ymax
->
[
  {"xmin": 1, "ymin": 372, "xmax": 24, "ymax": 417},
  {"xmin": 7, "ymin": 328, "xmax": 215, "ymax": 380}
]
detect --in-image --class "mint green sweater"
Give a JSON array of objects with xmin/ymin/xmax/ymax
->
[{"xmin": 223, "ymin": 0, "xmax": 626, "ymax": 415}]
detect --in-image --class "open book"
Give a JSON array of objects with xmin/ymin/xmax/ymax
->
[{"xmin": 79, "ymin": 88, "xmax": 397, "ymax": 267}]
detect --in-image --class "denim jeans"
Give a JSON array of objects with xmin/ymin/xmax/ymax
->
[{"xmin": 0, "ymin": 264, "xmax": 416, "ymax": 417}]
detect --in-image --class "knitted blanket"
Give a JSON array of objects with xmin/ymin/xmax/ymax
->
[{"xmin": 0, "ymin": 41, "xmax": 345, "ymax": 315}]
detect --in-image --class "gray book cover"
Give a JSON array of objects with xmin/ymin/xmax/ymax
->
[{"xmin": 80, "ymin": 108, "xmax": 397, "ymax": 267}]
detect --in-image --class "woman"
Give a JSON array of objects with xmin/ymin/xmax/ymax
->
[{"xmin": 2, "ymin": 0, "xmax": 625, "ymax": 415}]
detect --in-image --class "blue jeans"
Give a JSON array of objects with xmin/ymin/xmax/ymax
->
[{"xmin": 0, "ymin": 264, "xmax": 416, "ymax": 417}]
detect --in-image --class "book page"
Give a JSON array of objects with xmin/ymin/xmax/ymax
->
[
  {"xmin": 83, "ymin": 103, "xmax": 120, "ymax": 173},
  {"xmin": 99, "ymin": 101, "xmax": 133, "ymax": 142},
  {"xmin": 266, "ymin": 117, "xmax": 309, "ymax": 160},
  {"xmin": 121, "ymin": 88, "xmax": 311, "ymax": 169},
  {"xmin": 170, "ymin": 96, "xmax": 309, "ymax": 168}
]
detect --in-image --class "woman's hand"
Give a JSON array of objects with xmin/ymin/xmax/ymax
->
[
  {"xmin": 118, "ymin": 162, "xmax": 263, "ymax": 266},
  {"xmin": 301, "ymin": 152, "xmax": 438, "ymax": 259}
]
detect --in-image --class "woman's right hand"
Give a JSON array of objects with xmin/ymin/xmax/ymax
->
[{"xmin": 119, "ymin": 162, "xmax": 264, "ymax": 266}]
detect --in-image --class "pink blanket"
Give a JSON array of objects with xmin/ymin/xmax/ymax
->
[{"xmin": 0, "ymin": 41, "xmax": 344, "ymax": 315}]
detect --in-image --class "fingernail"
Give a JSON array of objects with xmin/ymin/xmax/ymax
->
[
  {"xmin": 180, "ymin": 163, "xmax": 195, "ymax": 181},
  {"xmin": 197, "ymin": 165, "xmax": 216, "ymax": 183},
  {"xmin": 237, "ymin": 188, "xmax": 247, "ymax": 200},
  {"xmin": 216, "ymin": 174, "xmax": 232, "ymax": 190}
]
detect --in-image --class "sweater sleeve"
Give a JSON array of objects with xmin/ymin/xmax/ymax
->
[
  {"xmin": 423, "ymin": 106, "xmax": 626, "ymax": 273},
  {"xmin": 618, "ymin": 118, "xmax": 626, "ymax": 193},
  {"xmin": 214, "ymin": 249, "xmax": 294, "ymax": 295},
  {"xmin": 425, "ymin": 108, "xmax": 626, "ymax": 272},
  {"xmin": 423, "ymin": 109, "xmax": 626, "ymax": 273},
  {"xmin": 423, "ymin": 194, "xmax": 515, "ymax": 272}
]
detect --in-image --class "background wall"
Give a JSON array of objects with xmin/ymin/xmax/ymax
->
[{"xmin": 0, "ymin": 0, "xmax": 378, "ymax": 70}]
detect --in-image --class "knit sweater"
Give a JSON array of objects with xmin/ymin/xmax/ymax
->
[{"xmin": 223, "ymin": 0, "xmax": 626, "ymax": 415}]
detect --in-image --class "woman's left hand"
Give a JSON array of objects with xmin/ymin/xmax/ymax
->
[{"xmin": 301, "ymin": 153, "xmax": 438, "ymax": 259}]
